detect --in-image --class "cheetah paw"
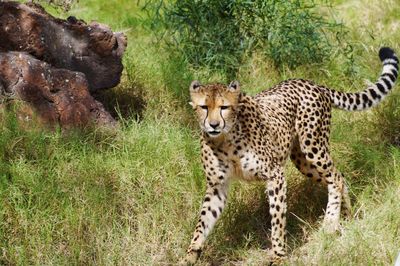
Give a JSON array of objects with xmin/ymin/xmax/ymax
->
[
  {"xmin": 179, "ymin": 249, "xmax": 201, "ymax": 265},
  {"xmin": 322, "ymin": 220, "xmax": 341, "ymax": 234},
  {"xmin": 265, "ymin": 249, "xmax": 286, "ymax": 265}
]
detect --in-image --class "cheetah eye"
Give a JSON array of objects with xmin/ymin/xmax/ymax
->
[
  {"xmin": 199, "ymin": 105, "xmax": 208, "ymax": 110},
  {"xmin": 220, "ymin": 106, "xmax": 230, "ymax": 110}
]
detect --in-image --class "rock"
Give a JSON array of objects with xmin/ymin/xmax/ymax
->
[
  {"xmin": 0, "ymin": 1, "xmax": 127, "ymax": 91},
  {"xmin": 0, "ymin": 52, "xmax": 116, "ymax": 128}
]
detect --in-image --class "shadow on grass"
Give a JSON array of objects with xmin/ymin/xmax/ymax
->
[
  {"xmin": 202, "ymin": 177, "xmax": 327, "ymax": 264},
  {"xmin": 93, "ymin": 82, "xmax": 146, "ymax": 121}
]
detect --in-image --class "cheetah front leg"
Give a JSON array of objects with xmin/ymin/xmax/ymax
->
[
  {"xmin": 181, "ymin": 180, "xmax": 229, "ymax": 265},
  {"xmin": 266, "ymin": 170, "xmax": 287, "ymax": 263}
]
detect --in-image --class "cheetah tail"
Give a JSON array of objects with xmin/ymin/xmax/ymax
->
[{"xmin": 327, "ymin": 47, "xmax": 399, "ymax": 111}]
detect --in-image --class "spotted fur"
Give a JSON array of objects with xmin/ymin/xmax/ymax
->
[{"xmin": 181, "ymin": 47, "xmax": 398, "ymax": 264}]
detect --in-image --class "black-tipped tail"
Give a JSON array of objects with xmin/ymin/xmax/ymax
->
[
  {"xmin": 379, "ymin": 47, "xmax": 398, "ymax": 62},
  {"xmin": 328, "ymin": 47, "xmax": 398, "ymax": 111}
]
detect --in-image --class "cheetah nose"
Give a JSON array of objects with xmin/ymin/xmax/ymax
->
[{"xmin": 209, "ymin": 121, "xmax": 220, "ymax": 129}]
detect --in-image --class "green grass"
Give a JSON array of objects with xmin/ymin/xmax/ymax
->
[{"xmin": 1, "ymin": 0, "xmax": 400, "ymax": 265}]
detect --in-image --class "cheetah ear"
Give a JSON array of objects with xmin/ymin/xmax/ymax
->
[
  {"xmin": 228, "ymin": 80, "xmax": 240, "ymax": 92},
  {"xmin": 189, "ymin": 80, "xmax": 201, "ymax": 92}
]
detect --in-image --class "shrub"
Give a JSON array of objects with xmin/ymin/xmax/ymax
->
[{"xmin": 149, "ymin": 0, "xmax": 348, "ymax": 79}]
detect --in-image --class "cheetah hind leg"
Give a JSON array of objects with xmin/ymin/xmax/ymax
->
[
  {"xmin": 341, "ymin": 182, "xmax": 352, "ymax": 219},
  {"xmin": 290, "ymin": 147, "xmax": 337, "ymax": 232},
  {"xmin": 290, "ymin": 139, "xmax": 351, "ymax": 227}
]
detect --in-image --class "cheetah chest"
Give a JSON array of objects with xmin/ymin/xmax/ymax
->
[{"xmin": 231, "ymin": 150, "xmax": 264, "ymax": 181}]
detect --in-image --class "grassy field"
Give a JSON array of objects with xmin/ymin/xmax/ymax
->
[{"xmin": 1, "ymin": 0, "xmax": 400, "ymax": 265}]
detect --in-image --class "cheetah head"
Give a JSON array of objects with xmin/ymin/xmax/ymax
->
[{"xmin": 189, "ymin": 80, "xmax": 240, "ymax": 138}]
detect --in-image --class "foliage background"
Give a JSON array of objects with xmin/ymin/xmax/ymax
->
[
  {"xmin": 150, "ymin": 0, "xmax": 350, "ymax": 80},
  {"xmin": 1, "ymin": 0, "xmax": 400, "ymax": 265}
]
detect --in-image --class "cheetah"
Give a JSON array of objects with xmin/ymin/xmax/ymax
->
[{"xmin": 181, "ymin": 47, "xmax": 399, "ymax": 264}]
